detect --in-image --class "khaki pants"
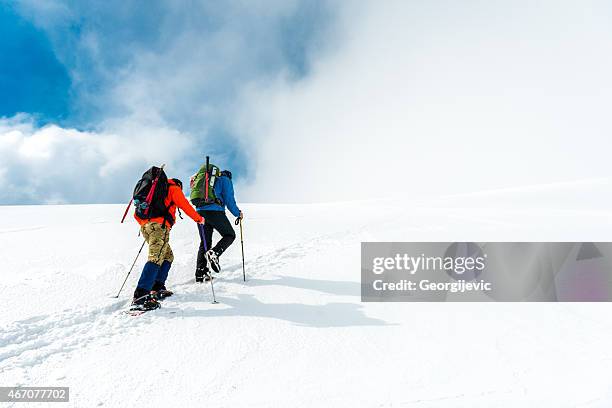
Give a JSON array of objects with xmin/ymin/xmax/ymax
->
[{"xmin": 141, "ymin": 222, "xmax": 174, "ymax": 265}]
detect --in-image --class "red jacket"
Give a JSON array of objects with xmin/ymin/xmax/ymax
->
[{"xmin": 134, "ymin": 179, "xmax": 203, "ymax": 227}]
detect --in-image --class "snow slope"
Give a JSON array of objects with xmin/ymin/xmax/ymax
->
[{"xmin": 2, "ymin": 191, "xmax": 612, "ymax": 407}]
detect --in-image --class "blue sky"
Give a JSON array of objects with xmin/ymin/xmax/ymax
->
[
  {"xmin": 0, "ymin": 1, "xmax": 326, "ymax": 126},
  {"xmin": 0, "ymin": 0, "xmax": 334, "ymax": 204},
  {"xmin": 0, "ymin": 4, "xmax": 70, "ymax": 124}
]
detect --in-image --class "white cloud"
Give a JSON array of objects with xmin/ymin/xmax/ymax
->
[
  {"xmin": 0, "ymin": 115, "xmax": 193, "ymax": 204},
  {"xmin": 234, "ymin": 1, "xmax": 612, "ymax": 202}
]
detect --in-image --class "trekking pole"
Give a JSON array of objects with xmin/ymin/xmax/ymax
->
[
  {"xmin": 114, "ymin": 239, "xmax": 146, "ymax": 298},
  {"xmin": 198, "ymin": 223, "xmax": 219, "ymax": 304},
  {"xmin": 235, "ymin": 217, "xmax": 246, "ymax": 282}
]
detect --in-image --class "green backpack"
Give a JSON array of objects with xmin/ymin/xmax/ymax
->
[{"xmin": 190, "ymin": 163, "xmax": 222, "ymax": 207}]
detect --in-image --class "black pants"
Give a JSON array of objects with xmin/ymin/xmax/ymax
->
[{"xmin": 196, "ymin": 210, "xmax": 236, "ymax": 272}]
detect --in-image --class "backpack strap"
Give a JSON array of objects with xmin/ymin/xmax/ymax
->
[{"xmin": 162, "ymin": 182, "xmax": 182, "ymax": 227}]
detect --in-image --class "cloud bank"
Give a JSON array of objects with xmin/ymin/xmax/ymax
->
[
  {"xmin": 0, "ymin": 114, "xmax": 192, "ymax": 204},
  {"xmin": 2, "ymin": 0, "xmax": 612, "ymax": 204},
  {"xmin": 235, "ymin": 0, "xmax": 612, "ymax": 202}
]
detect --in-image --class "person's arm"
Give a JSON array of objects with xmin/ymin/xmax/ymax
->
[
  {"xmin": 171, "ymin": 186, "xmax": 203, "ymax": 223},
  {"xmin": 222, "ymin": 178, "xmax": 241, "ymax": 218}
]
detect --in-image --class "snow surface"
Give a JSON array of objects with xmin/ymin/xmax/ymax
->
[{"xmin": 2, "ymin": 193, "xmax": 612, "ymax": 407}]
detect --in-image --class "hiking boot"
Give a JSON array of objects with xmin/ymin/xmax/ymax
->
[
  {"xmin": 157, "ymin": 289, "xmax": 173, "ymax": 299},
  {"xmin": 151, "ymin": 282, "xmax": 173, "ymax": 299},
  {"xmin": 205, "ymin": 250, "xmax": 221, "ymax": 273},
  {"xmin": 142, "ymin": 297, "xmax": 160, "ymax": 310},
  {"xmin": 132, "ymin": 290, "xmax": 160, "ymax": 310},
  {"xmin": 132, "ymin": 287, "xmax": 149, "ymax": 303},
  {"xmin": 196, "ymin": 271, "xmax": 213, "ymax": 283},
  {"xmin": 195, "ymin": 267, "xmax": 208, "ymax": 283}
]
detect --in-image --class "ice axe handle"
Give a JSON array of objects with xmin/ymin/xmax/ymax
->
[{"xmin": 121, "ymin": 199, "xmax": 133, "ymax": 223}]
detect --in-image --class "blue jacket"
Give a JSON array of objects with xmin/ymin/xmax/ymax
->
[{"xmin": 196, "ymin": 175, "xmax": 241, "ymax": 217}]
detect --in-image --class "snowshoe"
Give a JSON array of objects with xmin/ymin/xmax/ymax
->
[
  {"xmin": 129, "ymin": 300, "xmax": 160, "ymax": 311},
  {"xmin": 126, "ymin": 301, "xmax": 160, "ymax": 316},
  {"xmin": 205, "ymin": 250, "xmax": 221, "ymax": 273},
  {"xmin": 131, "ymin": 292, "xmax": 160, "ymax": 310},
  {"xmin": 125, "ymin": 289, "xmax": 160, "ymax": 315}
]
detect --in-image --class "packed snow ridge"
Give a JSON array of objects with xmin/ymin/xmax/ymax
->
[{"xmin": 1, "ymin": 196, "xmax": 612, "ymax": 407}]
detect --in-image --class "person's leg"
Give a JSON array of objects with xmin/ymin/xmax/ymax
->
[
  {"xmin": 134, "ymin": 262, "xmax": 158, "ymax": 300},
  {"xmin": 152, "ymin": 242, "xmax": 174, "ymax": 291},
  {"xmin": 196, "ymin": 214, "xmax": 214, "ymax": 279},
  {"xmin": 152, "ymin": 261, "xmax": 169, "ymax": 291},
  {"xmin": 209, "ymin": 212, "xmax": 236, "ymax": 256},
  {"xmin": 204, "ymin": 222, "xmax": 214, "ymax": 251},
  {"xmin": 151, "ymin": 233, "xmax": 174, "ymax": 298},
  {"xmin": 200, "ymin": 211, "xmax": 235, "ymax": 273},
  {"xmin": 135, "ymin": 222, "xmax": 168, "ymax": 299},
  {"xmin": 196, "ymin": 228, "xmax": 207, "ymax": 273}
]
